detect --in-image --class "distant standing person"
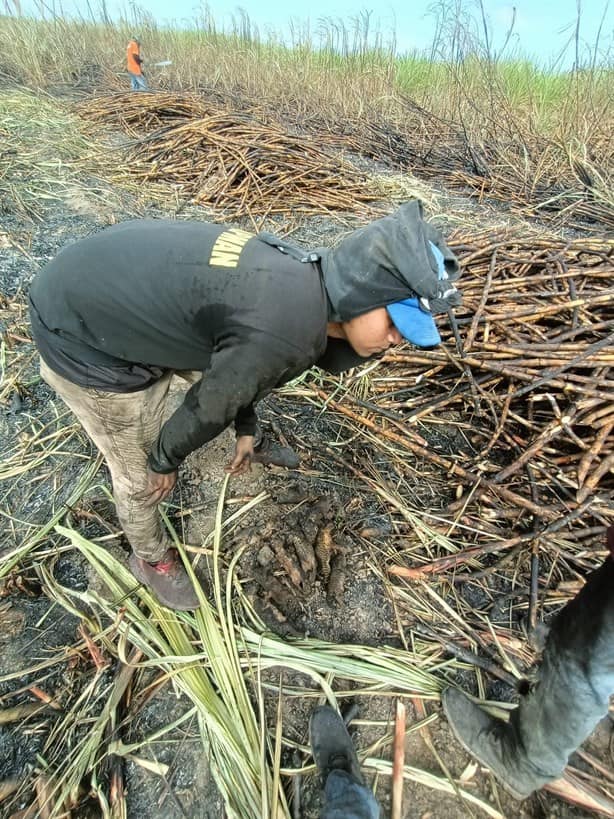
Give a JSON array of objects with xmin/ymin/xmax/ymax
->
[{"xmin": 126, "ymin": 37, "xmax": 147, "ymax": 91}]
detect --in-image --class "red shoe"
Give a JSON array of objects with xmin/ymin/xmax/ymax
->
[{"xmin": 129, "ymin": 549, "xmax": 200, "ymax": 611}]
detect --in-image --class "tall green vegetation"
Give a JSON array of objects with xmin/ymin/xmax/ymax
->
[
  {"xmin": 0, "ymin": 5, "xmax": 611, "ymax": 224},
  {"xmin": 0, "ymin": 6, "xmax": 610, "ymax": 122}
]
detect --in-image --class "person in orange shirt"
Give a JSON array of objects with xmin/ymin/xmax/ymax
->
[{"xmin": 126, "ymin": 37, "xmax": 148, "ymax": 91}]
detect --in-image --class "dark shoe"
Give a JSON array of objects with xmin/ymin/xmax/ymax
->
[
  {"xmin": 442, "ymin": 687, "xmax": 549, "ymax": 799},
  {"xmin": 252, "ymin": 436, "xmax": 300, "ymax": 469},
  {"xmin": 444, "ymin": 545, "xmax": 614, "ymax": 801},
  {"xmin": 309, "ymin": 705, "xmax": 364, "ymax": 787},
  {"xmin": 129, "ymin": 549, "xmax": 200, "ymax": 611}
]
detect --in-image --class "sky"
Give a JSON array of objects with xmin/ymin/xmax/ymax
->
[{"xmin": 18, "ymin": 0, "xmax": 614, "ymax": 68}]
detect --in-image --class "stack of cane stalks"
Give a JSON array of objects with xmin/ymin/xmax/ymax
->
[
  {"xmin": 294, "ymin": 228, "xmax": 613, "ymax": 582},
  {"xmin": 77, "ymin": 91, "xmax": 613, "ymax": 229},
  {"xmin": 78, "ymin": 93, "xmax": 382, "ymax": 217},
  {"xmin": 417, "ymin": 229, "xmax": 612, "ymax": 509},
  {"xmin": 316, "ymin": 112, "xmax": 613, "ymax": 230}
]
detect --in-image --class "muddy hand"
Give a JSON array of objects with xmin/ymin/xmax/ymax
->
[
  {"xmin": 226, "ymin": 435, "xmax": 254, "ymax": 475},
  {"xmin": 252, "ymin": 436, "xmax": 300, "ymax": 469},
  {"xmin": 140, "ymin": 468, "xmax": 178, "ymax": 506}
]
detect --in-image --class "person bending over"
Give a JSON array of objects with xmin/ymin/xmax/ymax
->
[{"xmin": 29, "ymin": 201, "xmax": 460, "ymax": 609}]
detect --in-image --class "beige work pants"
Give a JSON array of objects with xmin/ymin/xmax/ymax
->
[{"xmin": 40, "ymin": 359, "xmax": 199, "ymax": 562}]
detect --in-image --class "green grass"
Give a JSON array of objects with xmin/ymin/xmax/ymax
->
[
  {"xmin": 1, "ymin": 11, "xmax": 611, "ymax": 124},
  {"xmin": 0, "ymin": 9, "xmax": 611, "ymax": 226}
]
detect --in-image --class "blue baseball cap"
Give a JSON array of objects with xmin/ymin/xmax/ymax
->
[
  {"xmin": 386, "ymin": 242, "xmax": 445, "ymax": 348},
  {"xmin": 386, "ymin": 298, "xmax": 441, "ymax": 347}
]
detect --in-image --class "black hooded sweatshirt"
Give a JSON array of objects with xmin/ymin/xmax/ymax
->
[{"xmin": 29, "ymin": 204, "xmax": 457, "ymax": 474}]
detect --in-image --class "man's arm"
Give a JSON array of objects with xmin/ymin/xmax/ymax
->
[
  {"xmin": 148, "ymin": 343, "xmax": 287, "ymax": 474},
  {"xmin": 315, "ymin": 337, "xmax": 372, "ymax": 374},
  {"xmin": 235, "ymin": 402, "xmax": 258, "ymax": 437}
]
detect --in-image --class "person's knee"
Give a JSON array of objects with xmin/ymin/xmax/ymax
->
[{"xmin": 110, "ymin": 467, "xmax": 150, "ymax": 505}]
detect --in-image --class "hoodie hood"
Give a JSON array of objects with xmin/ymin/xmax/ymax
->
[{"xmin": 318, "ymin": 200, "xmax": 459, "ymax": 322}]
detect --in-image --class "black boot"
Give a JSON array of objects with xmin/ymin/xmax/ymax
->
[
  {"xmin": 252, "ymin": 425, "xmax": 300, "ymax": 469},
  {"xmin": 443, "ymin": 541, "xmax": 614, "ymax": 799},
  {"xmin": 252, "ymin": 435, "xmax": 300, "ymax": 469},
  {"xmin": 309, "ymin": 706, "xmax": 365, "ymax": 787}
]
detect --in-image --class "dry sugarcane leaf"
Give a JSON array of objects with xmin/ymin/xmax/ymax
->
[
  {"xmin": 544, "ymin": 769, "xmax": 614, "ymax": 817},
  {"xmin": 0, "ymin": 702, "xmax": 50, "ymax": 724},
  {"xmin": 0, "ymin": 779, "xmax": 19, "ymax": 802}
]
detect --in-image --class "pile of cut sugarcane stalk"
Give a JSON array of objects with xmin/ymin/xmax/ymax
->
[
  {"xmin": 390, "ymin": 230, "xmax": 613, "ymax": 511},
  {"xmin": 78, "ymin": 91, "xmax": 613, "ymax": 229},
  {"xmin": 77, "ymin": 93, "xmax": 383, "ymax": 217},
  {"xmin": 302, "ymin": 101, "xmax": 613, "ymax": 230},
  {"xmin": 284, "ymin": 227, "xmax": 613, "ymax": 586}
]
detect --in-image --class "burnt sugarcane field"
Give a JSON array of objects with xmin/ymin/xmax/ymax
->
[{"xmin": 0, "ymin": 7, "xmax": 613, "ymax": 819}]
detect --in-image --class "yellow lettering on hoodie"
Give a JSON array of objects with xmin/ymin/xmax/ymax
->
[{"xmin": 209, "ymin": 228, "xmax": 254, "ymax": 268}]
